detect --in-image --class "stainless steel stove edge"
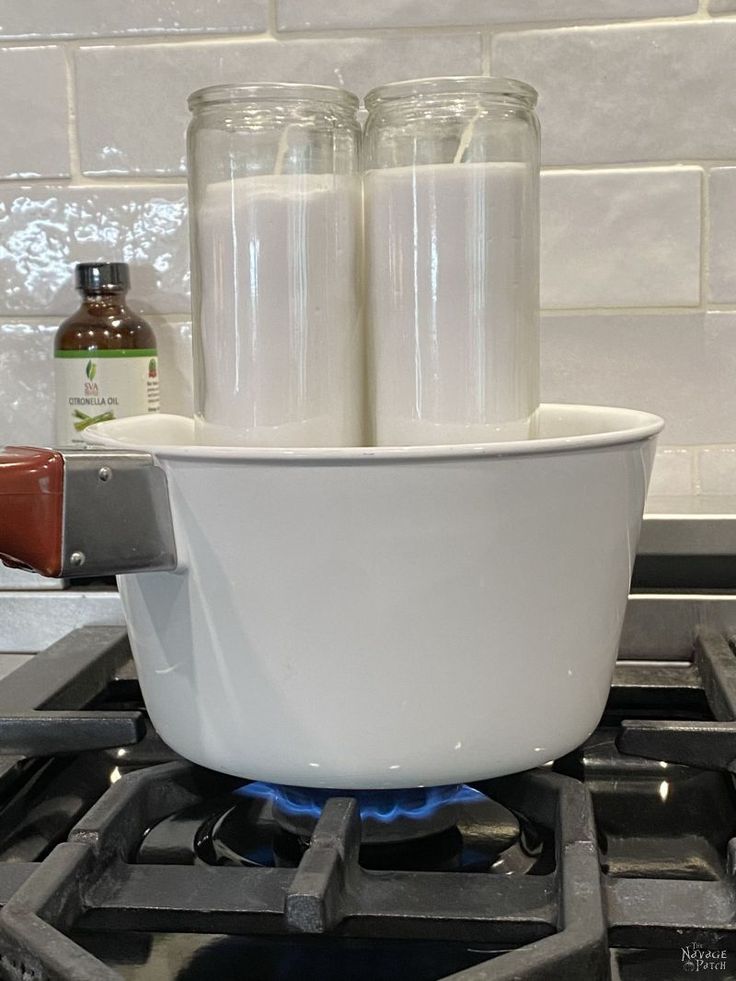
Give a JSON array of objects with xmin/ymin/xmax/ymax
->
[
  {"xmin": 0, "ymin": 565, "xmax": 67, "ymax": 590},
  {"xmin": 620, "ymin": 594, "xmax": 736, "ymax": 660},
  {"xmin": 640, "ymin": 498, "xmax": 736, "ymax": 556},
  {"xmin": 0, "ymin": 589, "xmax": 124, "ymax": 652}
]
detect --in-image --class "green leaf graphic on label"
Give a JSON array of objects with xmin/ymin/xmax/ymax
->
[
  {"xmin": 85, "ymin": 360, "xmax": 97, "ymax": 381},
  {"xmin": 73, "ymin": 409, "xmax": 115, "ymax": 432}
]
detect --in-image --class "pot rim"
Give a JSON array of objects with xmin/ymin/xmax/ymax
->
[{"xmin": 84, "ymin": 403, "xmax": 664, "ymax": 463}]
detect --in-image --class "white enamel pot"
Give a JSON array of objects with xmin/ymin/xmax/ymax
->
[{"xmin": 0, "ymin": 403, "xmax": 662, "ymax": 789}]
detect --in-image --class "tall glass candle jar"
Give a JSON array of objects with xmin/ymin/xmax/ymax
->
[
  {"xmin": 364, "ymin": 77, "xmax": 540, "ymax": 446},
  {"xmin": 187, "ymin": 84, "xmax": 363, "ymax": 446}
]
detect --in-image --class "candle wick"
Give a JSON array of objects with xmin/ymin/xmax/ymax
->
[{"xmin": 453, "ymin": 108, "xmax": 483, "ymax": 165}]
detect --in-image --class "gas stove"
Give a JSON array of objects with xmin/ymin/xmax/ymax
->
[{"xmin": 0, "ymin": 508, "xmax": 735, "ymax": 981}]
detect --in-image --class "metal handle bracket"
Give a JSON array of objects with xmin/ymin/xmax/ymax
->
[{"xmin": 60, "ymin": 450, "xmax": 177, "ymax": 577}]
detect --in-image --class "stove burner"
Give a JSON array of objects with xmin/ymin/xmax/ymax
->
[
  {"xmin": 136, "ymin": 783, "xmax": 547, "ymax": 874},
  {"xmin": 238, "ymin": 782, "xmax": 486, "ymax": 844}
]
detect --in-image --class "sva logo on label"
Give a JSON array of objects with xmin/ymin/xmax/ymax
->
[
  {"xmin": 84, "ymin": 360, "xmax": 99, "ymax": 397},
  {"xmin": 681, "ymin": 942, "xmax": 728, "ymax": 972}
]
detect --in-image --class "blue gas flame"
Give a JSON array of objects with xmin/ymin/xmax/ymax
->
[{"xmin": 236, "ymin": 781, "xmax": 486, "ymax": 825}]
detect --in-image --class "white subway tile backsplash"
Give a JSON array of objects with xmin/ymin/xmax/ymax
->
[
  {"xmin": 75, "ymin": 35, "xmax": 482, "ymax": 176},
  {"xmin": 0, "ymin": 322, "xmax": 55, "ymax": 446},
  {"xmin": 0, "ymin": 186, "xmax": 189, "ymax": 317},
  {"xmin": 0, "ymin": 7, "xmax": 727, "ymax": 499},
  {"xmin": 698, "ymin": 446, "xmax": 736, "ymax": 495},
  {"xmin": 278, "ymin": 0, "xmax": 696, "ymax": 31},
  {"xmin": 708, "ymin": 168, "xmax": 736, "ymax": 304},
  {"xmin": 492, "ymin": 22, "xmax": 736, "ymax": 165},
  {"xmin": 648, "ymin": 447, "xmax": 694, "ymax": 496},
  {"xmin": 541, "ymin": 168, "xmax": 701, "ymax": 309},
  {"xmin": 0, "ymin": 47, "xmax": 69, "ymax": 179},
  {"xmin": 0, "ymin": 0, "xmax": 268, "ymax": 40},
  {"xmin": 541, "ymin": 312, "xmax": 736, "ymax": 445}
]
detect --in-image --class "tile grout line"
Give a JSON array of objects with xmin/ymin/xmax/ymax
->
[
  {"xmin": 0, "ymin": 164, "xmax": 729, "ymax": 188},
  {"xmin": 0, "ymin": 317, "xmax": 60, "ymax": 326},
  {"xmin": 448, "ymin": 9, "xmax": 717, "ymax": 37},
  {"xmin": 62, "ymin": 175, "xmax": 188, "ymax": 187},
  {"xmin": 0, "ymin": 30, "xmax": 274, "ymax": 50},
  {"xmin": 692, "ymin": 443, "xmax": 702, "ymax": 495},
  {"xmin": 700, "ymin": 164, "xmax": 710, "ymax": 310},
  {"xmin": 541, "ymin": 162, "xmax": 734, "ymax": 171},
  {"xmin": 267, "ymin": 0, "xmax": 278, "ymax": 37},
  {"xmin": 6, "ymin": 27, "xmax": 486, "ymax": 49},
  {"xmin": 0, "ymin": 310, "xmax": 194, "ymax": 323},
  {"xmin": 543, "ymin": 306, "xmax": 707, "ymax": 317},
  {"xmin": 0, "ymin": 177, "xmax": 187, "ymax": 189},
  {"xmin": 63, "ymin": 43, "xmax": 82, "ymax": 182},
  {"xmin": 0, "ymin": 10, "xmax": 729, "ymax": 50},
  {"xmin": 482, "ymin": 32, "xmax": 492, "ymax": 74},
  {"xmin": 8, "ymin": 307, "xmax": 736, "ymax": 322}
]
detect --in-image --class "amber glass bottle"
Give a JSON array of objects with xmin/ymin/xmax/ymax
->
[{"xmin": 54, "ymin": 262, "xmax": 159, "ymax": 446}]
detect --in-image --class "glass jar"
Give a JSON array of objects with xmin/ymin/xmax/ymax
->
[
  {"xmin": 364, "ymin": 77, "xmax": 540, "ymax": 446},
  {"xmin": 187, "ymin": 83, "xmax": 363, "ymax": 446}
]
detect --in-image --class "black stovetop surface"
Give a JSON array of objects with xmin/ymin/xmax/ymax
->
[{"xmin": 0, "ymin": 625, "xmax": 735, "ymax": 981}]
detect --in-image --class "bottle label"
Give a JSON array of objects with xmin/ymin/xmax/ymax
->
[{"xmin": 54, "ymin": 349, "xmax": 159, "ymax": 446}]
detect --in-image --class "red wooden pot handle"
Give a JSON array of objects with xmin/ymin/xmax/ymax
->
[{"xmin": 0, "ymin": 447, "xmax": 64, "ymax": 577}]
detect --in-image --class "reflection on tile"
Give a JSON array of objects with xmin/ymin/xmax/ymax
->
[
  {"xmin": 0, "ymin": 186, "xmax": 189, "ymax": 316},
  {"xmin": 277, "ymin": 0, "xmax": 696, "ymax": 30},
  {"xmin": 648, "ymin": 447, "xmax": 694, "ymax": 497},
  {"xmin": 0, "ymin": 46, "xmax": 69, "ymax": 178},
  {"xmin": 75, "ymin": 35, "xmax": 482, "ymax": 175},
  {"xmin": 0, "ymin": 322, "xmax": 56, "ymax": 446},
  {"xmin": 493, "ymin": 22, "xmax": 736, "ymax": 164},
  {"xmin": 541, "ymin": 168, "xmax": 701, "ymax": 308},
  {"xmin": 0, "ymin": 0, "xmax": 267, "ymax": 40},
  {"xmin": 698, "ymin": 446, "xmax": 736, "ymax": 495},
  {"xmin": 541, "ymin": 312, "xmax": 736, "ymax": 445}
]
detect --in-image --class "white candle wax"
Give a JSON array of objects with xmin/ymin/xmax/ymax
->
[
  {"xmin": 366, "ymin": 161, "xmax": 539, "ymax": 446},
  {"xmin": 194, "ymin": 173, "xmax": 363, "ymax": 446}
]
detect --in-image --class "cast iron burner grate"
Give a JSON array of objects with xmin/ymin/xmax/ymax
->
[
  {"xmin": 0, "ymin": 625, "xmax": 143, "ymax": 758},
  {"xmin": 0, "ymin": 626, "xmax": 735, "ymax": 979},
  {"xmin": 0, "ymin": 761, "xmax": 603, "ymax": 981}
]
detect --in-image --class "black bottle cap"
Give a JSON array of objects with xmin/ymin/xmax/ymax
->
[{"xmin": 75, "ymin": 262, "xmax": 130, "ymax": 293}]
